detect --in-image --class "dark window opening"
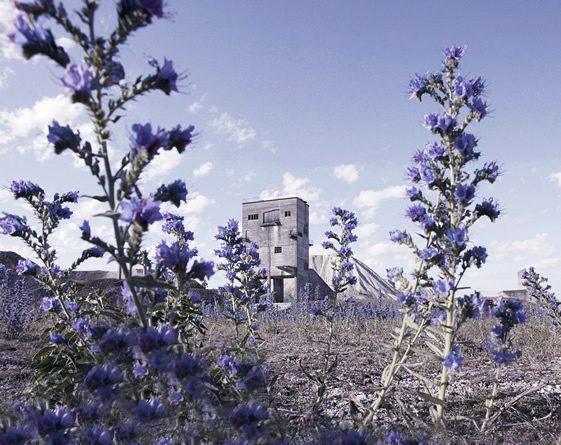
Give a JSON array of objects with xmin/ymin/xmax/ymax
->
[
  {"xmin": 298, "ymin": 231, "xmax": 303, "ymax": 237},
  {"xmin": 274, "ymin": 246, "xmax": 282, "ymax": 254},
  {"xmin": 284, "ymin": 210, "xmax": 291, "ymax": 217},
  {"xmin": 248, "ymin": 214, "xmax": 259, "ymax": 221},
  {"xmin": 263, "ymin": 209, "xmax": 280, "ymax": 224}
]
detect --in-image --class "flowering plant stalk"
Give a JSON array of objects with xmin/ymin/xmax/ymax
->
[
  {"xmin": 215, "ymin": 219, "xmax": 267, "ymax": 352},
  {"xmin": 522, "ymin": 267, "xmax": 561, "ymax": 327},
  {"xmin": 365, "ymin": 46, "xmax": 500, "ymax": 425},
  {"xmin": 300, "ymin": 207, "xmax": 358, "ymax": 413}
]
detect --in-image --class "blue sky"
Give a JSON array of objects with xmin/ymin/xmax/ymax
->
[{"xmin": 1, "ymin": 0, "xmax": 561, "ymax": 295}]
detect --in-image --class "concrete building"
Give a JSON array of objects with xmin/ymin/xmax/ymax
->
[{"xmin": 242, "ymin": 196, "xmax": 311, "ymax": 302}]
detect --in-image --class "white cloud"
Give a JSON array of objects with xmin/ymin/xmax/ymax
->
[
  {"xmin": 193, "ymin": 161, "xmax": 213, "ymax": 178},
  {"xmin": 210, "ymin": 112, "xmax": 256, "ymax": 145},
  {"xmin": 333, "ymin": 164, "xmax": 359, "ymax": 183},
  {"xmin": 355, "ymin": 222, "xmax": 379, "ymax": 239},
  {"xmin": 491, "ymin": 232, "xmax": 557, "ymax": 259},
  {"xmin": 143, "ymin": 150, "xmax": 183, "ymax": 181},
  {"xmin": 260, "ymin": 172, "xmax": 321, "ymax": 203},
  {"xmin": 56, "ymin": 36, "xmax": 75, "ymax": 51},
  {"xmin": 0, "ymin": 67, "xmax": 14, "ymax": 88},
  {"xmin": 549, "ymin": 172, "xmax": 561, "ymax": 188},
  {"xmin": 353, "ymin": 185, "xmax": 406, "ymax": 218},
  {"xmin": 0, "ymin": 188, "xmax": 11, "ymax": 202},
  {"xmin": 0, "ymin": 94, "xmax": 84, "ymax": 159},
  {"xmin": 188, "ymin": 101, "xmax": 203, "ymax": 114},
  {"xmin": 184, "ymin": 192, "xmax": 214, "ymax": 214}
]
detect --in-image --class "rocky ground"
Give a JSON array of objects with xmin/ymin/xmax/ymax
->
[{"xmin": 2, "ymin": 308, "xmax": 561, "ymax": 444}]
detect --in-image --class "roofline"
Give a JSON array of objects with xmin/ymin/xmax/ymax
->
[{"xmin": 242, "ymin": 196, "xmax": 309, "ymax": 206}]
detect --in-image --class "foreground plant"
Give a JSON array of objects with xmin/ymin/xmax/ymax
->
[
  {"xmin": 366, "ymin": 46, "xmax": 500, "ymax": 425},
  {"xmin": 300, "ymin": 207, "xmax": 358, "ymax": 413}
]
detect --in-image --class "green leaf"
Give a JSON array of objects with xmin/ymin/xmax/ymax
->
[{"xmin": 418, "ymin": 391, "xmax": 445, "ymax": 406}]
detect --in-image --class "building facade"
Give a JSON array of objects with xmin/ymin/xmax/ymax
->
[{"xmin": 242, "ymin": 197, "xmax": 310, "ymax": 302}]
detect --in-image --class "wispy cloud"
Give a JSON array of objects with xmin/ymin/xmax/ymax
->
[
  {"xmin": 353, "ymin": 185, "xmax": 405, "ymax": 218},
  {"xmin": 548, "ymin": 172, "xmax": 561, "ymax": 187},
  {"xmin": 210, "ymin": 112, "xmax": 257, "ymax": 145},
  {"xmin": 260, "ymin": 172, "xmax": 321, "ymax": 203},
  {"xmin": 333, "ymin": 163, "xmax": 359, "ymax": 183},
  {"xmin": 143, "ymin": 150, "xmax": 183, "ymax": 181},
  {"xmin": 193, "ymin": 161, "xmax": 213, "ymax": 178},
  {"xmin": 0, "ymin": 67, "xmax": 14, "ymax": 88}
]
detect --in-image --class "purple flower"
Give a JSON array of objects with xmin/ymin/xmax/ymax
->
[
  {"xmin": 454, "ymin": 133, "xmax": 477, "ymax": 158},
  {"xmin": 469, "ymin": 97, "xmax": 489, "ymax": 119},
  {"xmin": 406, "ymin": 166, "xmax": 421, "ymax": 182},
  {"xmin": 229, "ymin": 404, "xmax": 268, "ymax": 437},
  {"xmin": 407, "ymin": 73, "xmax": 427, "ymax": 99},
  {"xmin": 397, "ymin": 292, "xmax": 416, "ymax": 307},
  {"xmin": 150, "ymin": 58, "xmax": 179, "ymax": 95},
  {"xmin": 463, "ymin": 246, "xmax": 487, "ymax": 268},
  {"xmin": 9, "ymin": 15, "xmax": 69, "ymax": 67},
  {"xmin": 130, "ymin": 123, "xmax": 169, "ymax": 158},
  {"xmin": 454, "ymin": 184, "xmax": 475, "ymax": 204},
  {"xmin": 10, "ymin": 180, "xmax": 44, "ymax": 199},
  {"xmin": 0, "ymin": 213, "xmax": 29, "ymax": 236},
  {"xmin": 453, "ymin": 76, "xmax": 473, "ymax": 98},
  {"xmin": 81, "ymin": 425, "xmax": 113, "ymax": 445},
  {"xmin": 136, "ymin": 397, "xmax": 166, "ymax": 420},
  {"xmin": 386, "ymin": 267, "xmax": 403, "ymax": 282},
  {"xmin": 61, "ymin": 64, "xmax": 94, "ymax": 104},
  {"xmin": 47, "ymin": 121, "xmax": 81, "ymax": 154},
  {"xmin": 446, "ymin": 227, "xmax": 469, "ymax": 249},
  {"xmin": 189, "ymin": 260, "xmax": 215, "ymax": 281},
  {"xmin": 389, "ymin": 229, "xmax": 410, "ymax": 244},
  {"xmin": 419, "ymin": 247, "xmax": 439, "ymax": 261},
  {"xmin": 71, "ymin": 317, "xmax": 92, "ymax": 337},
  {"xmin": 40, "ymin": 296, "xmax": 61, "ymax": 312},
  {"xmin": 433, "ymin": 279, "xmax": 453, "ymax": 295},
  {"xmin": 418, "ymin": 161, "xmax": 436, "ymax": 184},
  {"xmin": 153, "ymin": 180, "xmax": 187, "ymax": 207},
  {"xmin": 456, "ymin": 293, "xmax": 482, "ymax": 320},
  {"xmin": 424, "ymin": 113, "xmax": 456, "ymax": 132},
  {"xmin": 443, "ymin": 344, "xmax": 464, "ymax": 372},
  {"xmin": 34, "ymin": 406, "xmax": 75, "ymax": 436},
  {"xmin": 16, "ymin": 259, "xmax": 37, "ymax": 275},
  {"xmin": 48, "ymin": 203, "xmax": 72, "ymax": 220},
  {"xmin": 60, "ymin": 191, "xmax": 79, "ymax": 203},
  {"xmin": 405, "ymin": 204, "xmax": 426, "ymax": 222},
  {"xmin": 475, "ymin": 161, "xmax": 500, "ymax": 183},
  {"xmin": 80, "ymin": 220, "xmax": 91, "ymax": 239},
  {"xmin": 425, "ymin": 142, "xmax": 445, "ymax": 159},
  {"xmin": 156, "ymin": 241, "xmax": 196, "ymax": 273},
  {"xmin": 443, "ymin": 45, "xmax": 466, "ymax": 61},
  {"xmin": 133, "ymin": 363, "xmax": 149, "ymax": 379},
  {"xmin": 406, "ymin": 186, "xmax": 423, "ymax": 200},
  {"xmin": 83, "ymin": 246, "xmax": 105, "ymax": 258},
  {"xmin": 475, "ymin": 199, "xmax": 500, "ymax": 221},
  {"xmin": 167, "ymin": 125, "xmax": 195, "ymax": 153},
  {"xmin": 119, "ymin": 197, "xmax": 162, "ymax": 230}
]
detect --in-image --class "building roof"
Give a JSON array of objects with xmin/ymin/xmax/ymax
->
[{"xmin": 242, "ymin": 196, "xmax": 309, "ymax": 205}]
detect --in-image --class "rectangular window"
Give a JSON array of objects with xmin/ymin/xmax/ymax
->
[
  {"xmin": 263, "ymin": 209, "xmax": 280, "ymax": 224},
  {"xmin": 284, "ymin": 210, "xmax": 291, "ymax": 217},
  {"xmin": 247, "ymin": 214, "xmax": 259, "ymax": 221},
  {"xmin": 274, "ymin": 246, "xmax": 282, "ymax": 254}
]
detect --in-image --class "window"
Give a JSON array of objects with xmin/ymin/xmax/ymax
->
[
  {"xmin": 263, "ymin": 209, "xmax": 280, "ymax": 224},
  {"xmin": 247, "ymin": 214, "xmax": 259, "ymax": 221},
  {"xmin": 284, "ymin": 210, "xmax": 291, "ymax": 217},
  {"xmin": 274, "ymin": 246, "xmax": 282, "ymax": 254}
]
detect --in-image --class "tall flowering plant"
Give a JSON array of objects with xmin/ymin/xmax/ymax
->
[
  {"xmin": 215, "ymin": 219, "xmax": 267, "ymax": 351},
  {"xmin": 365, "ymin": 46, "xmax": 501, "ymax": 424},
  {"xmin": 300, "ymin": 207, "xmax": 358, "ymax": 413}
]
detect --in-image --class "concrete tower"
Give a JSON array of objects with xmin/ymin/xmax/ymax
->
[{"xmin": 242, "ymin": 197, "xmax": 310, "ymax": 302}]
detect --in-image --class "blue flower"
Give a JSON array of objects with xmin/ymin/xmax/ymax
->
[
  {"xmin": 136, "ymin": 397, "xmax": 166, "ymax": 420},
  {"xmin": 386, "ymin": 267, "xmax": 403, "ymax": 282},
  {"xmin": 469, "ymin": 97, "xmax": 489, "ymax": 119},
  {"xmin": 83, "ymin": 246, "xmax": 105, "ymax": 258},
  {"xmin": 475, "ymin": 199, "xmax": 500, "ymax": 221},
  {"xmin": 389, "ymin": 229, "xmax": 410, "ymax": 244},
  {"xmin": 49, "ymin": 332, "xmax": 67, "ymax": 344},
  {"xmin": 10, "ymin": 180, "xmax": 44, "ymax": 199},
  {"xmin": 71, "ymin": 317, "xmax": 92, "ymax": 337},
  {"xmin": 408, "ymin": 73, "xmax": 427, "ymax": 99},
  {"xmin": 463, "ymin": 246, "xmax": 487, "ymax": 268},
  {"xmin": 189, "ymin": 260, "xmax": 215, "ymax": 281},
  {"xmin": 16, "ymin": 258, "xmax": 37, "ymax": 275},
  {"xmin": 130, "ymin": 123, "xmax": 169, "ymax": 158},
  {"xmin": 454, "ymin": 184, "xmax": 475, "ymax": 204},
  {"xmin": 419, "ymin": 247, "xmax": 439, "ymax": 261},
  {"xmin": 61, "ymin": 64, "xmax": 94, "ymax": 104},
  {"xmin": 156, "ymin": 241, "xmax": 197, "ymax": 273},
  {"xmin": 443, "ymin": 345, "xmax": 464, "ymax": 372},
  {"xmin": 153, "ymin": 180, "xmax": 187, "ymax": 207},
  {"xmin": 453, "ymin": 76, "xmax": 473, "ymax": 98},
  {"xmin": 40, "ymin": 296, "xmax": 61, "ymax": 312},
  {"xmin": 424, "ymin": 113, "xmax": 455, "ymax": 132},
  {"xmin": 34, "ymin": 406, "xmax": 75, "ymax": 436},
  {"xmin": 48, "ymin": 202, "xmax": 73, "ymax": 220},
  {"xmin": 47, "ymin": 121, "xmax": 81, "ymax": 154},
  {"xmin": 9, "ymin": 15, "xmax": 69, "ymax": 67},
  {"xmin": 80, "ymin": 220, "xmax": 91, "ymax": 239},
  {"xmin": 133, "ymin": 362, "xmax": 149, "ymax": 379},
  {"xmin": 405, "ymin": 186, "xmax": 423, "ymax": 200},
  {"xmin": 443, "ymin": 45, "xmax": 465, "ymax": 61},
  {"xmin": 425, "ymin": 142, "xmax": 445, "ymax": 159},
  {"xmin": 405, "ymin": 204, "xmax": 426, "ymax": 222},
  {"xmin": 81, "ymin": 425, "xmax": 113, "ymax": 445},
  {"xmin": 454, "ymin": 133, "xmax": 478, "ymax": 159},
  {"xmin": 150, "ymin": 58, "xmax": 179, "ymax": 95},
  {"xmin": 167, "ymin": 124, "xmax": 195, "ymax": 153},
  {"xmin": 119, "ymin": 197, "xmax": 162, "ymax": 230},
  {"xmin": 446, "ymin": 227, "xmax": 469, "ymax": 249}
]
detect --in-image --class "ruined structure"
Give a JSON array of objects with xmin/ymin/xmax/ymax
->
[{"xmin": 242, "ymin": 197, "xmax": 313, "ymax": 302}]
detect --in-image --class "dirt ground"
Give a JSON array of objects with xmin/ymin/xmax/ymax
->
[{"xmin": 1, "ymin": 316, "xmax": 561, "ymax": 444}]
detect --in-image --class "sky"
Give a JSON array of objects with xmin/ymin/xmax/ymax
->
[{"xmin": 1, "ymin": 0, "xmax": 561, "ymax": 296}]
